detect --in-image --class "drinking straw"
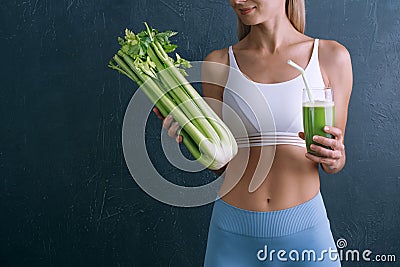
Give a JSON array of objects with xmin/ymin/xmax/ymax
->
[{"xmin": 287, "ymin": 60, "xmax": 314, "ymax": 102}]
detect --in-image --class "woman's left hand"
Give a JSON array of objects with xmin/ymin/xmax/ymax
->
[{"xmin": 299, "ymin": 126, "xmax": 346, "ymax": 174}]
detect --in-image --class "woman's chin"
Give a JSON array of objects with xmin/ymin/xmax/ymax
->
[{"xmin": 240, "ymin": 19, "xmax": 261, "ymax": 27}]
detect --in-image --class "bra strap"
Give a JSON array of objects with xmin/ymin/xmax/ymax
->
[
  {"xmin": 228, "ymin": 45, "xmax": 239, "ymax": 70},
  {"xmin": 312, "ymin": 39, "xmax": 319, "ymax": 61}
]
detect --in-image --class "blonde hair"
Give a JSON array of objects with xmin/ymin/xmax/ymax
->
[{"xmin": 238, "ymin": 0, "xmax": 306, "ymax": 41}]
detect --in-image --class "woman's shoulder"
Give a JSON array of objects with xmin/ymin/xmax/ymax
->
[
  {"xmin": 204, "ymin": 47, "xmax": 230, "ymax": 66},
  {"xmin": 318, "ymin": 39, "xmax": 351, "ymax": 66},
  {"xmin": 202, "ymin": 47, "xmax": 231, "ymax": 85},
  {"xmin": 318, "ymin": 39, "xmax": 352, "ymax": 84},
  {"xmin": 317, "ymin": 39, "xmax": 353, "ymax": 92}
]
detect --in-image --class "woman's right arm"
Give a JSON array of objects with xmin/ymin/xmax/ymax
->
[
  {"xmin": 201, "ymin": 49, "xmax": 229, "ymax": 119},
  {"xmin": 201, "ymin": 48, "xmax": 230, "ymax": 175}
]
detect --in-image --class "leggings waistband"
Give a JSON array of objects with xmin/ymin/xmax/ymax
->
[{"xmin": 210, "ymin": 191, "xmax": 329, "ymax": 238}]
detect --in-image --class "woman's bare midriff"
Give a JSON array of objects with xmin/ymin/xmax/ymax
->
[{"xmin": 219, "ymin": 145, "xmax": 320, "ymax": 212}]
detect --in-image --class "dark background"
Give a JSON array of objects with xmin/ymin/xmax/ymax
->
[{"xmin": 1, "ymin": 0, "xmax": 399, "ymax": 266}]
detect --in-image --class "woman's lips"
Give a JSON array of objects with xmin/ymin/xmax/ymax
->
[{"xmin": 239, "ymin": 7, "xmax": 256, "ymax": 15}]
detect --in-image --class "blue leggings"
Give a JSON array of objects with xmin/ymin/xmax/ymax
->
[{"xmin": 204, "ymin": 191, "xmax": 341, "ymax": 266}]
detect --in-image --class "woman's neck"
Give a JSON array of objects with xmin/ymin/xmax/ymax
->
[{"xmin": 244, "ymin": 16, "xmax": 302, "ymax": 53}]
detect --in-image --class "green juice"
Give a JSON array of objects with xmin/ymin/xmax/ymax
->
[{"xmin": 303, "ymin": 101, "xmax": 335, "ymax": 156}]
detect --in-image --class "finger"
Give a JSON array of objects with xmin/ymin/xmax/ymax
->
[
  {"xmin": 310, "ymin": 144, "xmax": 341, "ymax": 159},
  {"xmin": 162, "ymin": 115, "xmax": 174, "ymax": 129},
  {"xmin": 176, "ymin": 135, "xmax": 183, "ymax": 143},
  {"xmin": 298, "ymin": 132, "xmax": 305, "ymax": 140},
  {"xmin": 305, "ymin": 152, "xmax": 337, "ymax": 165},
  {"xmin": 312, "ymin": 135, "xmax": 339, "ymax": 150},
  {"xmin": 168, "ymin": 122, "xmax": 180, "ymax": 137},
  {"xmin": 324, "ymin": 126, "xmax": 343, "ymax": 141},
  {"xmin": 153, "ymin": 107, "xmax": 164, "ymax": 120}
]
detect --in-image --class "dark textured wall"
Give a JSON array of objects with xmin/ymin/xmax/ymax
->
[
  {"xmin": 307, "ymin": 2, "xmax": 400, "ymax": 266},
  {"xmin": 0, "ymin": 0, "xmax": 399, "ymax": 266}
]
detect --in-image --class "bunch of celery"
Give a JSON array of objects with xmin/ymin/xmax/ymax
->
[{"xmin": 108, "ymin": 22, "xmax": 237, "ymax": 170}]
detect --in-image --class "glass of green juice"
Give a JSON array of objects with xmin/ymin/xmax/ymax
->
[{"xmin": 302, "ymin": 88, "xmax": 335, "ymax": 156}]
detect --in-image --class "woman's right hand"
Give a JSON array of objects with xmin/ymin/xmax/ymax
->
[
  {"xmin": 153, "ymin": 107, "xmax": 183, "ymax": 143},
  {"xmin": 154, "ymin": 107, "xmax": 228, "ymax": 175}
]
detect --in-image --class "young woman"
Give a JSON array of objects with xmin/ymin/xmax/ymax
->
[{"xmin": 155, "ymin": 0, "xmax": 352, "ymax": 265}]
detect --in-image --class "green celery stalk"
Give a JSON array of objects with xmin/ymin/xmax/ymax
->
[{"xmin": 108, "ymin": 23, "xmax": 238, "ymax": 170}]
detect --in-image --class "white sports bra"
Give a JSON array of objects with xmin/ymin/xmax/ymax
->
[{"xmin": 222, "ymin": 39, "xmax": 326, "ymax": 148}]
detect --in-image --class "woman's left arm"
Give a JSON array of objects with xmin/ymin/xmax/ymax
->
[{"xmin": 305, "ymin": 40, "xmax": 353, "ymax": 174}]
